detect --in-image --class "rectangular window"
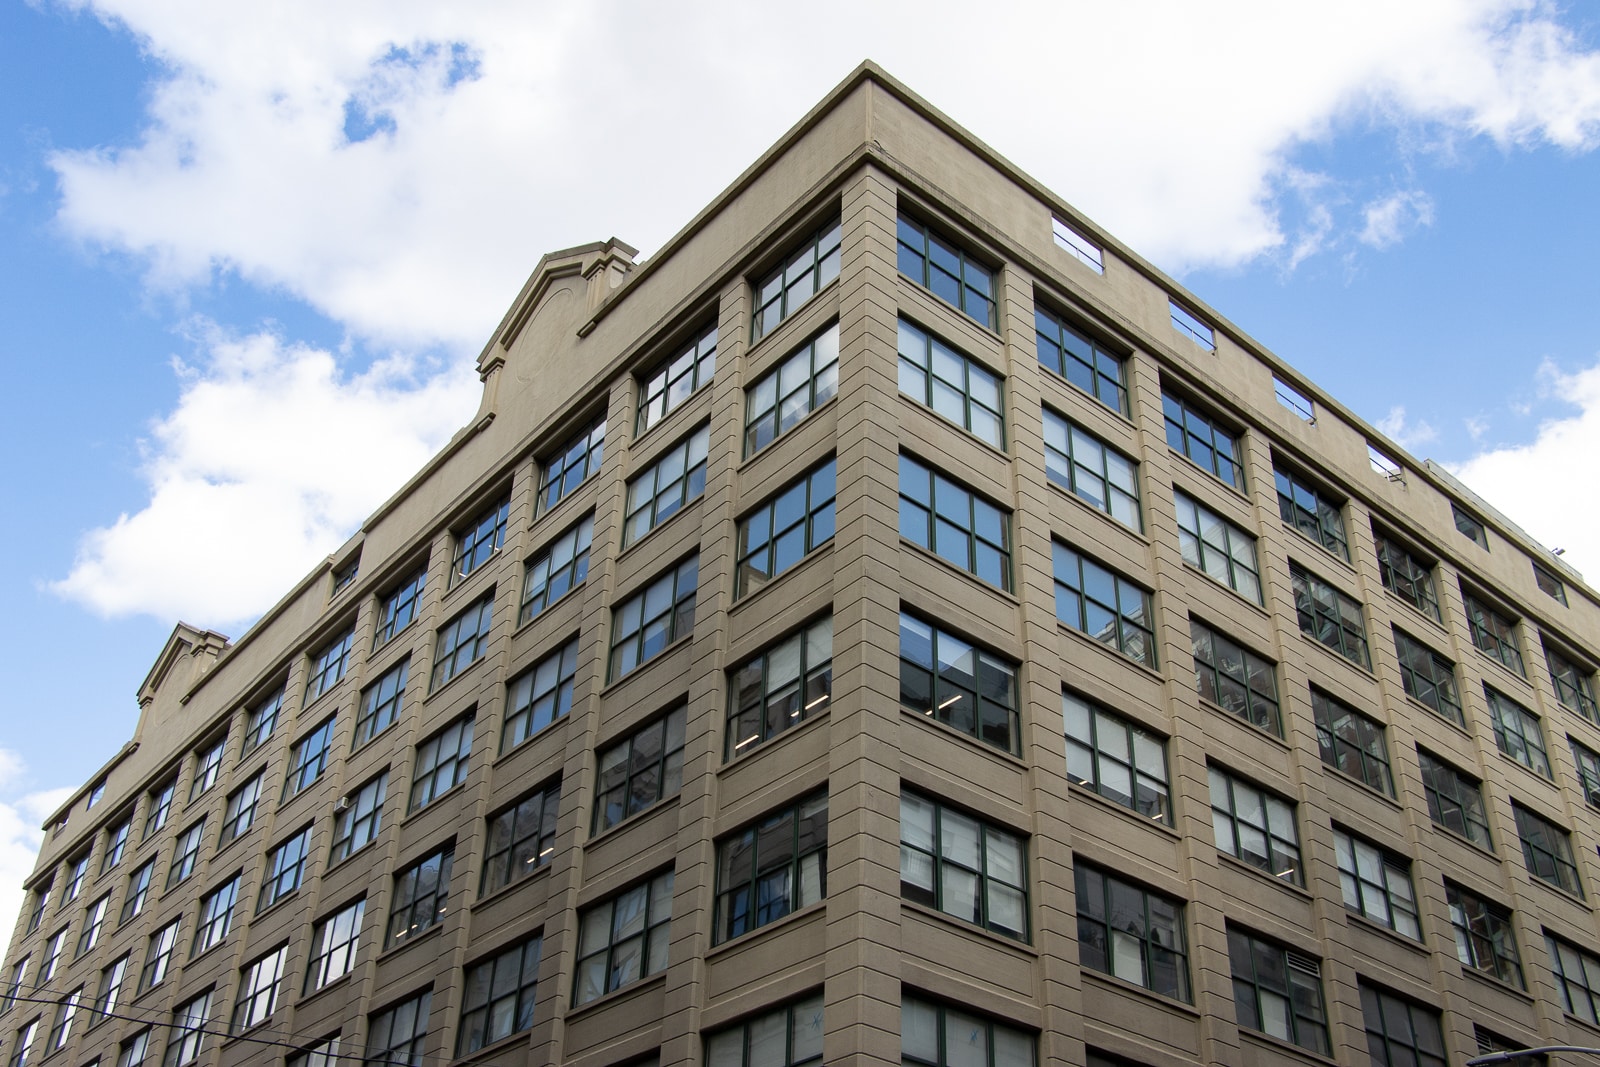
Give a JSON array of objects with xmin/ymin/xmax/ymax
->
[
  {"xmin": 897, "ymin": 214, "xmax": 996, "ymax": 329},
  {"xmin": 1074, "ymin": 863, "xmax": 1189, "ymax": 1000},
  {"xmin": 37, "ymin": 934, "xmax": 65, "ymax": 992},
  {"xmin": 1394, "ymin": 629, "xmax": 1464, "ymax": 727},
  {"xmin": 1513, "ymin": 802, "xmax": 1582, "ymax": 896},
  {"xmin": 622, "ymin": 426, "xmax": 708, "ymax": 548},
  {"xmin": 1486, "ymin": 687, "xmax": 1550, "ymax": 777},
  {"xmin": 138, "ymin": 922, "xmax": 178, "ymax": 992},
  {"xmin": 45, "ymin": 989, "xmax": 79, "ymax": 1056},
  {"xmin": 1374, "ymin": 531, "xmax": 1441, "ymax": 622},
  {"xmin": 9, "ymin": 1019, "xmax": 37, "ymax": 1067},
  {"xmin": 1226, "ymin": 927, "xmax": 1328, "ymax": 1055},
  {"xmin": 303, "ymin": 628, "xmax": 354, "ymax": 706},
  {"xmin": 166, "ymin": 820, "xmax": 204, "ymax": 889},
  {"xmin": 287, "ymin": 1037, "xmax": 340, "ymax": 1067},
  {"xmin": 1368, "ymin": 443, "xmax": 1404, "ymax": 480},
  {"xmin": 219, "ymin": 774, "xmax": 263, "ymax": 845},
  {"xmin": 752, "ymin": 219, "xmax": 840, "ymax": 342},
  {"xmin": 1052, "ymin": 543, "xmax": 1154, "ymax": 665},
  {"xmin": 1063, "ymin": 692, "xmax": 1170, "ymax": 822},
  {"xmin": 714, "ymin": 793, "xmax": 827, "ymax": 943},
  {"xmin": 481, "ymin": 781, "xmax": 560, "ymax": 896},
  {"xmin": 365, "ymin": 990, "xmax": 430, "ymax": 1067},
  {"xmin": 704, "ymin": 992, "xmax": 824, "ymax": 1067},
  {"xmin": 75, "ymin": 895, "xmax": 109, "ymax": 958},
  {"xmin": 304, "ymin": 899, "xmax": 364, "ymax": 994},
  {"xmin": 354, "ymin": 660, "xmax": 408, "ymax": 748},
  {"xmin": 92, "ymin": 955, "xmax": 127, "ymax": 1027},
  {"xmin": 240, "ymin": 687, "xmax": 283, "ymax": 756},
  {"xmin": 282, "ymin": 717, "xmax": 336, "ymax": 801},
  {"xmin": 118, "ymin": 1029, "xmax": 150, "ymax": 1067},
  {"xmin": 101, "ymin": 817, "xmax": 130, "ymax": 875},
  {"xmin": 1547, "ymin": 933, "xmax": 1600, "ymax": 1025},
  {"xmin": 608, "ymin": 556, "xmax": 698, "ymax": 680},
  {"xmin": 24, "ymin": 885, "xmax": 48, "ymax": 935},
  {"xmin": 453, "ymin": 498, "xmax": 511, "ymax": 586},
  {"xmin": 1173, "ymin": 491, "xmax": 1261, "ymax": 602},
  {"xmin": 162, "ymin": 990, "xmax": 211, "ymax": 1067},
  {"xmin": 192, "ymin": 876, "xmax": 240, "ymax": 955},
  {"xmin": 189, "ymin": 736, "xmax": 225, "ymax": 802},
  {"xmin": 502, "ymin": 637, "xmax": 579, "ymax": 751},
  {"xmin": 1418, "ymin": 750, "xmax": 1493, "ymax": 847},
  {"xmin": 574, "ymin": 870, "xmax": 674, "ymax": 1005},
  {"xmin": 897, "ymin": 319, "xmax": 1004, "ymax": 447},
  {"xmin": 1041, "ymin": 408, "xmax": 1140, "ymax": 531},
  {"xmin": 329, "ymin": 771, "xmax": 387, "ymax": 863},
  {"xmin": 143, "ymin": 777, "xmax": 175, "ymax": 841},
  {"xmin": 1035, "ymin": 304, "xmax": 1128, "ymax": 415},
  {"xmin": 3, "ymin": 958, "xmax": 26, "ymax": 1015},
  {"xmin": 119, "ymin": 861, "xmax": 154, "ymax": 925},
  {"xmin": 1273, "ymin": 377, "xmax": 1314, "ymax": 421},
  {"xmin": 1052, "ymin": 216, "xmax": 1104, "ymax": 273},
  {"xmin": 258, "ymin": 826, "xmax": 312, "ymax": 912},
  {"xmin": 1453, "ymin": 502, "xmax": 1489, "ymax": 549},
  {"xmin": 1168, "ymin": 299, "xmax": 1214, "ymax": 350},
  {"xmin": 1571, "ymin": 737, "xmax": 1600, "ymax": 808},
  {"xmin": 231, "ymin": 945, "xmax": 287, "ymax": 1033},
  {"xmin": 430, "ymin": 593, "xmax": 493, "ymax": 692},
  {"xmin": 456, "ymin": 935, "xmax": 542, "ymax": 1056},
  {"xmin": 902, "ymin": 994, "xmax": 1034, "ymax": 1067},
  {"xmin": 1311, "ymin": 688, "xmax": 1393, "ymax": 796},
  {"xmin": 1360, "ymin": 983, "xmax": 1445, "ymax": 1067},
  {"xmin": 1333, "ymin": 829, "xmax": 1420, "ymax": 938},
  {"xmin": 409, "ymin": 714, "xmax": 474, "ymax": 812},
  {"xmin": 1275, "ymin": 465, "xmax": 1348, "ymax": 560},
  {"xmin": 899, "ymin": 454, "xmax": 1011, "ymax": 590},
  {"xmin": 1535, "ymin": 562, "xmax": 1568, "ymax": 605},
  {"xmin": 1163, "ymin": 393, "xmax": 1242, "ymax": 488},
  {"xmin": 374, "ymin": 568, "xmax": 426, "ymax": 649},
  {"xmin": 1209, "ymin": 767, "xmax": 1301, "ymax": 884},
  {"xmin": 744, "ymin": 323, "xmax": 839, "ymax": 456},
  {"xmin": 737, "ymin": 458, "xmax": 836, "ymax": 598},
  {"xmin": 727, "ymin": 618, "xmax": 833, "ymax": 760},
  {"xmin": 537, "ymin": 419, "xmax": 607, "ymax": 515},
  {"xmin": 593, "ymin": 708, "xmax": 686, "ymax": 833},
  {"xmin": 1464, "ymin": 588, "xmax": 1525, "ymax": 676},
  {"xmin": 387, "ymin": 847, "xmax": 453, "ymax": 947},
  {"xmin": 332, "ymin": 556, "xmax": 360, "ymax": 598},
  {"xmin": 637, "ymin": 323, "xmax": 716, "ymax": 434},
  {"xmin": 1548, "ymin": 645, "xmax": 1598, "ymax": 721},
  {"xmin": 1291, "ymin": 564, "xmax": 1371, "ymax": 669},
  {"xmin": 62, "ymin": 854, "xmax": 88, "ymax": 904},
  {"xmin": 520, "ymin": 514, "xmax": 594, "ymax": 619},
  {"xmin": 1190, "ymin": 619, "xmax": 1280, "ymax": 735},
  {"xmin": 1446, "ymin": 883, "xmax": 1523, "ymax": 987},
  {"xmin": 899, "ymin": 791, "xmax": 1027, "ymax": 941},
  {"xmin": 899, "ymin": 613, "xmax": 1018, "ymax": 754}
]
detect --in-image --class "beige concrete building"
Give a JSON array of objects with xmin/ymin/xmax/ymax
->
[{"xmin": 7, "ymin": 62, "xmax": 1600, "ymax": 1067}]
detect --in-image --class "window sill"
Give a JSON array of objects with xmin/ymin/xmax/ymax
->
[
  {"xmin": 1471, "ymin": 646, "xmax": 1535, "ymax": 691},
  {"xmin": 738, "ymin": 392, "xmax": 838, "ymax": 469},
  {"xmin": 900, "ymin": 706, "xmax": 1028, "ymax": 774},
  {"xmin": 1281, "ymin": 525, "xmax": 1355, "ymax": 575},
  {"xmin": 422, "ymin": 651, "xmax": 490, "ymax": 705},
  {"xmin": 1293, "ymin": 629, "xmax": 1374, "ymax": 677},
  {"xmin": 900, "ymin": 899, "xmax": 1035, "ymax": 956},
  {"xmin": 471, "ymin": 861, "xmax": 553, "ymax": 912},
  {"xmin": 513, "ymin": 581, "xmax": 587, "ymax": 634},
  {"xmin": 899, "ymin": 538, "xmax": 1018, "ymax": 605},
  {"xmin": 566, "ymin": 969, "xmax": 667, "ymax": 1019},
  {"xmin": 1195, "ymin": 696, "xmax": 1289, "ymax": 749},
  {"xmin": 1423, "ymin": 820, "xmax": 1498, "ymax": 861},
  {"xmin": 729, "ymin": 541, "xmax": 833, "ymax": 618},
  {"xmin": 378, "ymin": 920, "xmax": 444, "ymax": 961},
  {"xmin": 372, "ymin": 616, "xmax": 420, "ymax": 657},
  {"xmin": 1079, "ymin": 966, "xmax": 1198, "ymax": 1016},
  {"xmin": 585, "ymin": 795, "xmax": 680, "ymax": 850},
  {"xmin": 1177, "ymin": 562, "xmax": 1269, "ymax": 619},
  {"xmin": 212, "ymin": 825, "xmax": 258, "ymax": 863},
  {"xmin": 631, "ymin": 380, "xmax": 714, "ymax": 452},
  {"xmin": 1494, "ymin": 750, "xmax": 1557, "ymax": 792},
  {"xmin": 491, "ymin": 715, "xmax": 570, "ymax": 769},
  {"xmin": 1044, "ymin": 477, "xmax": 1146, "ymax": 543},
  {"xmin": 324, "ymin": 837, "xmax": 382, "ymax": 876},
  {"xmin": 1523, "ymin": 874, "xmax": 1591, "ymax": 911},
  {"xmin": 1065, "ymin": 779, "xmax": 1179, "ymax": 838},
  {"xmin": 253, "ymin": 889, "xmax": 301, "ymax": 922},
  {"xmin": 1402, "ymin": 694, "xmax": 1472, "ymax": 739},
  {"xmin": 1460, "ymin": 963, "xmax": 1535, "ymax": 1003},
  {"xmin": 402, "ymin": 783, "xmax": 468, "ymax": 826},
  {"xmin": 1036, "ymin": 363, "xmax": 1134, "ymax": 428},
  {"xmin": 617, "ymin": 492, "xmax": 703, "ymax": 565},
  {"xmin": 299, "ymin": 680, "xmax": 347, "ymax": 720},
  {"xmin": 1057, "ymin": 621, "xmax": 1162, "ymax": 680},
  {"xmin": 600, "ymin": 631, "xmax": 695, "ymax": 695},
  {"xmin": 1315, "ymin": 763, "xmax": 1402, "ymax": 810},
  {"xmin": 707, "ymin": 899, "xmax": 826, "ymax": 959},
  {"xmin": 1214, "ymin": 852, "xmax": 1312, "ymax": 900},
  {"xmin": 1168, "ymin": 453, "xmax": 1248, "ymax": 502},
  {"xmin": 895, "ymin": 389, "xmax": 1009, "ymax": 461},
  {"xmin": 1237, "ymin": 1027, "xmax": 1340, "ymax": 1067},
  {"xmin": 1342, "ymin": 910, "xmax": 1427, "ymax": 955},
  {"xmin": 1380, "ymin": 587, "xmax": 1447, "ymax": 633},
  {"xmin": 295, "ymin": 970, "xmax": 353, "ymax": 1009},
  {"xmin": 720, "ymin": 705, "xmax": 831, "ymax": 772},
  {"xmin": 894, "ymin": 273, "xmax": 1001, "ymax": 342},
  {"xmin": 446, "ymin": 1026, "xmax": 534, "ymax": 1066}
]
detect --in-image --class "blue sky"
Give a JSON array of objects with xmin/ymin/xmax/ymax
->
[{"xmin": 4, "ymin": 0, "xmax": 1600, "ymax": 925}]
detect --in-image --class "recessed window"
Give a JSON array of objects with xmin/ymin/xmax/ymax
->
[
  {"xmin": 93, "ymin": 954, "xmax": 128, "ymax": 1027},
  {"xmin": 897, "ymin": 214, "xmax": 996, "ymax": 329},
  {"xmin": 1463, "ymin": 588, "xmax": 1525, "ymax": 676},
  {"xmin": 608, "ymin": 556, "xmax": 699, "ymax": 680},
  {"xmin": 1333, "ymin": 829, "xmax": 1419, "ymax": 938},
  {"xmin": 896, "ymin": 318, "xmax": 1004, "ymax": 447},
  {"xmin": 138, "ymin": 922, "xmax": 179, "ymax": 993},
  {"xmin": 303, "ymin": 628, "xmax": 355, "ymax": 706},
  {"xmin": 23, "ymin": 883, "xmax": 48, "ymax": 934},
  {"xmin": 1226, "ymin": 927, "xmax": 1328, "ymax": 1055},
  {"xmin": 409, "ymin": 714, "xmax": 475, "ymax": 812},
  {"xmin": 101, "ymin": 816, "xmax": 130, "ymax": 874},
  {"xmin": 1074, "ymin": 862, "xmax": 1189, "ymax": 1000},
  {"xmin": 45, "ymin": 988, "xmax": 80, "ymax": 1055},
  {"xmin": 430, "ymin": 593, "xmax": 494, "ymax": 692},
  {"xmin": 1547, "ymin": 645, "xmax": 1598, "ymax": 722},
  {"xmin": 354, "ymin": 659, "xmax": 409, "ymax": 748},
  {"xmin": 240, "ymin": 686, "xmax": 284, "ymax": 756},
  {"xmin": 744, "ymin": 323, "xmax": 839, "ymax": 456},
  {"xmin": 1446, "ymin": 883, "xmax": 1523, "ymax": 988},
  {"xmin": 736, "ymin": 457, "xmax": 837, "ymax": 598},
  {"xmin": 593, "ymin": 708, "xmax": 686, "ymax": 833},
  {"xmin": 189, "ymin": 735, "xmax": 226, "ymax": 802},
  {"xmin": 1273, "ymin": 377, "xmax": 1314, "ymax": 421},
  {"xmin": 118, "ymin": 862, "xmax": 154, "ymax": 925},
  {"xmin": 1570, "ymin": 737, "xmax": 1600, "ymax": 809},
  {"xmin": 520, "ymin": 515, "xmax": 594, "ymax": 623},
  {"xmin": 1062, "ymin": 692, "xmax": 1170, "ymax": 823},
  {"xmin": 899, "ymin": 790, "xmax": 1027, "ymax": 940},
  {"xmin": 304, "ymin": 899, "xmax": 365, "ymax": 994},
  {"xmin": 501, "ymin": 637, "xmax": 580, "ymax": 752},
  {"xmin": 163, "ymin": 991, "xmax": 213, "ymax": 1067},
  {"xmin": 366, "ymin": 990, "xmax": 431, "ymax": 1067},
  {"xmin": 1513, "ymin": 801, "xmax": 1582, "ymax": 896},
  {"xmin": 1173, "ymin": 491, "xmax": 1260, "ymax": 603},
  {"xmin": 1546, "ymin": 933, "xmax": 1600, "ymax": 1025},
  {"xmin": 1041, "ymin": 408, "xmax": 1140, "ymax": 531},
  {"xmin": 727, "ymin": 618, "xmax": 833, "ymax": 760},
  {"xmin": 373, "ymin": 568, "xmax": 426, "ymax": 649},
  {"xmin": 481, "ymin": 781, "xmax": 560, "ymax": 896},
  {"xmin": 622, "ymin": 427, "xmax": 709, "ymax": 547},
  {"xmin": 329, "ymin": 772, "xmax": 387, "ymax": 864},
  {"xmin": 1034, "ymin": 304, "xmax": 1128, "ymax": 415},
  {"xmin": 1191, "ymin": 619, "xmax": 1280, "ymax": 735},
  {"xmin": 1452, "ymin": 502, "xmax": 1488, "ymax": 549},
  {"xmin": 1052, "ymin": 216, "xmax": 1104, "ymax": 273},
  {"xmin": 1310, "ymin": 688, "xmax": 1392, "ymax": 796},
  {"xmin": 1275, "ymin": 465, "xmax": 1347, "ymax": 560},
  {"xmin": 1052, "ymin": 542, "xmax": 1154, "ymax": 665},
  {"xmin": 257, "ymin": 826, "xmax": 313, "ymax": 912},
  {"xmin": 898, "ymin": 613, "xmax": 1018, "ymax": 754},
  {"xmin": 62, "ymin": 854, "xmax": 88, "ymax": 903},
  {"xmin": 38, "ymin": 930, "xmax": 64, "ymax": 986},
  {"xmin": 902, "ymin": 994, "xmax": 1034, "ymax": 1067},
  {"xmin": 1163, "ymin": 392, "xmax": 1242, "ymax": 488},
  {"xmin": 1418, "ymin": 750, "xmax": 1492, "ymax": 848},
  {"xmin": 119, "ymin": 1028, "xmax": 151, "ymax": 1066},
  {"xmin": 75, "ymin": 895, "xmax": 110, "ymax": 958},
  {"xmin": 752, "ymin": 219, "xmax": 841, "ymax": 342},
  {"xmin": 219, "ymin": 774, "xmax": 263, "ymax": 845},
  {"xmin": 456, "ymin": 936, "xmax": 542, "ymax": 1056},
  {"xmin": 573, "ymin": 870, "xmax": 674, "ymax": 1005},
  {"xmin": 1374, "ymin": 531, "xmax": 1440, "ymax": 622},
  {"xmin": 637, "ymin": 323, "xmax": 717, "ymax": 435},
  {"xmin": 282, "ymin": 717, "xmax": 336, "ymax": 801},
  {"xmin": 1394, "ymin": 629, "xmax": 1464, "ymax": 727},
  {"xmin": 1486, "ymin": 686, "xmax": 1550, "ymax": 778},
  {"xmin": 714, "ymin": 792, "xmax": 827, "ymax": 943},
  {"xmin": 705, "ymin": 992, "xmax": 824, "ymax": 1067},
  {"xmin": 9, "ymin": 1019, "xmax": 37, "ymax": 1066},
  {"xmin": 537, "ymin": 417, "xmax": 606, "ymax": 517},
  {"xmin": 1168, "ymin": 299, "xmax": 1214, "ymax": 350},
  {"xmin": 1290, "ymin": 564, "xmax": 1370, "ymax": 669},
  {"xmin": 1209, "ymin": 767, "xmax": 1300, "ymax": 884},
  {"xmin": 1359, "ymin": 983, "xmax": 1445, "ymax": 1067},
  {"xmin": 1534, "ymin": 562, "xmax": 1568, "ymax": 605},
  {"xmin": 166, "ymin": 820, "xmax": 204, "ymax": 890},
  {"xmin": 386, "ymin": 847, "xmax": 453, "ymax": 948},
  {"xmin": 1368, "ymin": 443, "xmax": 1404, "ymax": 480},
  {"xmin": 231, "ymin": 945, "xmax": 288, "ymax": 1034},
  {"xmin": 899, "ymin": 454, "xmax": 1011, "ymax": 590},
  {"xmin": 331, "ymin": 556, "xmax": 360, "ymax": 596}
]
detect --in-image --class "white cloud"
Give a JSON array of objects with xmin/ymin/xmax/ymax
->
[
  {"xmin": 1377, "ymin": 405, "xmax": 1439, "ymax": 449},
  {"xmin": 50, "ymin": 325, "xmax": 479, "ymax": 625},
  {"xmin": 1358, "ymin": 189, "xmax": 1436, "ymax": 248},
  {"xmin": 1452, "ymin": 358, "xmax": 1600, "ymax": 577},
  {"xmin": 0, "ymin": 754, "xmax": 73, "ymax": 943}
]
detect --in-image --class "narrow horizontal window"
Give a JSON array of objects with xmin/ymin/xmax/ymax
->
[
  {"xmin": 1452, "ymin": 502, "xmax": 1488, "ymax": 549},
  {"xmin": 1534, "ymin": 562, "xmax": 1568, "ymax": 605},
  {"xmin": 1273, "ymin": 377, "xmax": 1314, "ymax": 421},
  {"xmin": 1168, "ymin": 300, "xmax": 1214, "ymax": 350},
  {"xmin": 1052, "ymin": 216, "xmax": 1103, "ymax": 273}
]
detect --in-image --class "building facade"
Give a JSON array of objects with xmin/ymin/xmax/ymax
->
[{"xmin": 6, "ymin": 64, "xmax": 1600, "ymax": 1067}]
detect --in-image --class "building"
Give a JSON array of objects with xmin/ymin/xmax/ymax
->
[{"xmin": 5, "ymin": 61, "xmax": 1600, "ymax": 1067}]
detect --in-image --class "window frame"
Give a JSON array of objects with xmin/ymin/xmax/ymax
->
[
  {"xmin": 704, "ymin": 991, "xmax": 824, "ymax": 1067},
  {"xmin": 429, "ymin": 593, "xmax": 494, "ymax": 692},
  {"xmin": 1446, "ymin": 882, "xmax": 1523, "ymax": 988},
  {"xmin": 189, "ymin": 735, "xmax": 226, "ymax": 803},
  {"xmin": 899, "ymin": 790, "xmax": 1028, "ymax": 942},
  {"xmin": 1163, "ymin": 392, "xmax": 1242, "ymax": 488},
  {"xmin": 1190, "ymin": 619, "xmax": 1281, "ymax": 735},
  {"xmin": 257, "ymin": 826, "xmax": 313, "ymax": 913},
  {"xmin": 1332, "ymin": 828, "xmax": 1420, "ymax": 939},
  {"xmin": 520, "ymin": 513, "xmax": 595, "ymax": 620},
  {"xmin": 137, "ymin": 922, "xmax": 179, "ymax": 993},
  {"xmin": 1359, "ymin": 982, "xmax": 1446, "ymax": 1067},
  {"xmin": 1063, "ymin": 692, "xmax": 1170, "ymax": 823},
  {"xmin": 191, "ymin": 875, "xmax": 241, "ymax": 956},
  {"xmin": 118, "ymin": 861, "xmax": 154, "ymax": 926},
  {"xmin": 230, "ymin": 945, "xmax": 288, "ymax": 1035},
  {"xmin": 592, "ymin": 707, "xmax": 687, "ymax": 833},
  {"xmin": 896, "ymin": 317, "xmax": 1005, "ymax": 448},
  {"xmin": 1051, "ymin": 542, "xmax": 1155, "ymax": 666},
  {"xmin": 751, "ymin": 218, "xmax": 841, "ymax": 342},
  {"xmin": 743, "ymin": 322, "xmax": 839, "ymax": 457},
  {"xmin": 501, "ymin": 637, "xmax": 580, "ymax": 752},
  {"xmin": 373, "ymin": 567, "xmax": 426, "ymax": 649},
  {"xmin": 636, "ymin": 322, "xmax": 716, "ymax": 435},
  {"xmin": 896, "ymin": 213, "xmax": 997, "ymax": 329},
  {"xmin": 386, "ymin": 846, "xmax": 454, "ymax": 949},
  {"xmin": 303, "ymin": 628, "xmax": 355, "ymax": 707},
  {"xmin": 607, "ymin": 556, "xmax": 698, "ymax": 681},
  {"xmin": 142, "ymin": 777, "xmax": 175, "ymax": 841},
  {"xmin": 1034, "ymin": 303, "xmax": 1128, "ymax": 415},
  {"xmin": 901, "ymin": 993, "xmax": 1035, "ymax": 1067},
  {"xmin": 481, "ymin": 780, "xmax": 560, "ymax": 896},
  {"xmin": 1453, "ymin": 502, "xmax": 1489, "ymax": 549},
  {"xmin": 1463, "ymin": 587, "xmax": 1526, "ymax": 676},
  {"xmin": 1374, "ymin": 530, "xmax": 1441, "ymax": 623},
  {"xmin": 621, "ymin": 425, "xmax": 708, "ymax": 548},
  {"xmin": 1547, "ymin": 644, "xmax": 1599, "ymax": 722},
  {"xmin": 713, "ymin": 791, "xmax": 828, "ymax": 944},
  {"xmin": 1226, "ymin": 927, "xmax": 1329, "ymax": 1055},
  {"xmin": 898, "ymin": 453, "xmax": 1012, "ymax": 591},
  {"xmin": 1290, "ymin": 563, "xmax": 1371, "ymax": 669},
  {"xmin": 282, "ymin": 716, "xmax": 336, "ymax": 802},
  {"xmin": 219, "ymin": 773, "xmax": 263, "ymax": 845},
  {"xmin": 898, "ymin": 612, "xmax": 1019, "ymax": 755},
  {"xmin": 573, "ymin": 869, "xmax": 675, "ymax": 1005},
  {"xmin": 1394, "ymin": 629, "xmax": 1465, "ymax": 727},
  {"xmin": 1208, "ymin": 767, "xmax": 1302, "ymax": 885},
  {"xmin": 1513, "ymin": 801, "xmax": 1582, "ymax": 897},
  {"xmin": 166, "ymin": 819, "xmax": 204, "ymax": 890},
  {"xmin": 409, "ymin": 713, "xmax": 475, "ymax": 812},
  {"xmin": 162, "ymin": 990, "xmax": 212, "ymax": 1067},
  {"xmin": 455, "ymin": 935, "xmax": 542, "ymax": 1056},
  {"xmin": 1173, "ymin": 490, "xmax": 1260, "ymax": 603},
  {"xmin": 727, "ymin": 617, "xmax": 834, "ymax": 761},
  {"xmin": 353, "ymin": 659, "xmax": 409, "ymax": 749},
  {"xmin": 329, "ymin": 771, "xmax": 387, "ymax": 864},
  {"xmin": 1310, "ymin": 688, "xmax": 1394, "ymax": 796},
  {"xmin": 1418, "ymin": 749, "xmax": 1493, "ymax": 848},
  {"xmin": 365, "ymin": 989, "xmax": 431, "ymax": 1067},
  {"xmin": 735, "ymin": 457, "xmax": 837, "ymax": 599},
  {"xmin": 1534, "ymin": 562, "xmax": 1569, "ymax": 606},
  {"xmin": 1547, "ymin": 933, "xmax": 1600, "ymax": 1025},
  {"xmin": 1486, "ymin": 686, "xmax": 1551, "ymax": 778},
  {"xmin": 1274, "ymin": 464, "xmax": 1349, "ymax": 561},
  {"xmin": 536, "ymin": 418, "xmax": 608, "ymax": 516},
  {"xmin": 1074, "ymin": 862, "xmax": 1190, "ymax": 1001},
  {"xmin": 1041, "ymin": 407, "xmax": 1140, "ymax": 531},
  {"xmin": 304, "ymin": 899, "xmax": 365, "ymax": 995},
  {"xmin": 240, "ymin": 686, "xmax": 284, "ymax": 757}
]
